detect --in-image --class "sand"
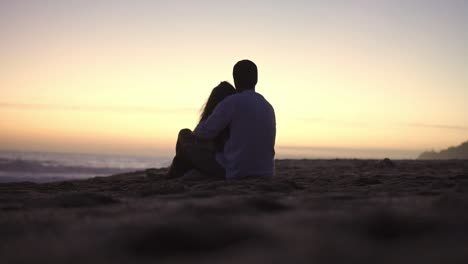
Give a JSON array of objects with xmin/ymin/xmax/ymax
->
[{"xmin": 1, "ymin": 159, "xmax": 468, "ymax": 263}]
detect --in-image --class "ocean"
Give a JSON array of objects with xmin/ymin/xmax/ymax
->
[
  {"xmin": 0, "ymin": 151, "xmax": 172, "ymax": 183},
  {"xmin": 0, "ymin": 147, "xmax": 419, "ymax": 183}
]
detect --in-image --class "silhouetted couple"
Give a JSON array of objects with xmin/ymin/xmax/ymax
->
[{"xmin": 168, "ymin": 60, "xmax": 276, "ymax": 179}]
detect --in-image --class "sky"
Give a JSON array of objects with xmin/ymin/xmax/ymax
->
[{"xmin": 0, "ymin": 0, "xmax": 467, "ymax": 159}]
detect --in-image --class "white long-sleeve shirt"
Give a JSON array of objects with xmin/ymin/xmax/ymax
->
[{"xmin": 194, "ymin": 90, "xmax": 276, "ymax": 179}]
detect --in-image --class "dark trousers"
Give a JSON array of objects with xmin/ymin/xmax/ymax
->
[{"xmin": 168, "ymin": 129, "xmax": 225, "ymax": 178}]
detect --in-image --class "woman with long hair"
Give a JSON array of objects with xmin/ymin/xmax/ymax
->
[
  {"xmin": 166, "ymin": 81, "xmax": 235, "ymax": 178},
  {"xmin": 198, "ymin": 81, "xmax": 236, "ymax": 152}
]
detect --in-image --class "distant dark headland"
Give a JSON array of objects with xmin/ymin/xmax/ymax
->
[{"xmin": 419, "ymin": 141, "xmax": 468, "ymax": 160}]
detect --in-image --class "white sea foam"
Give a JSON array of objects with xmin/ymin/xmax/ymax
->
[{"xmin": 0, "ymin": 151, "xmax": 172, "ymax": 183}]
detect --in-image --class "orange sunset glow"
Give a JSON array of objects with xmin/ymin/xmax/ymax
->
[{"xmin": 1, "ymin": 1, "xmax": 467, "ymax": 159}]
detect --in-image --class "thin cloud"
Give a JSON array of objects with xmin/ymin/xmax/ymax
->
[
  {"xmin": 298, "ymin": 118, "xmax": 468, "ymax": 131},
  {"xmin": 405, "ymin": 123, "xmax": 468, "ymax": 131},
  {"xmin": 296, "ymin": 117, "xmax": 369, "ymax": 127},
  {"xmin": 0, "ymin": 102, "xmax": 198, "ymax": 115}
]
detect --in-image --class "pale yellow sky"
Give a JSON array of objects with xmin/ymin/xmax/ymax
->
[{"xmin": 1, "ymin": 1, "xmax": 467, "ymax": 158}]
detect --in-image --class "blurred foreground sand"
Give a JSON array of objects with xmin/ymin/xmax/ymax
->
[{"xmin": 1, "ymin": 159, "xmax": 468, "ymax": 263}]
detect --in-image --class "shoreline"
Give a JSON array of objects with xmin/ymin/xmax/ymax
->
[{"xmin": 2, "ymin": 158, "xmax": 466, "ymax": 184}]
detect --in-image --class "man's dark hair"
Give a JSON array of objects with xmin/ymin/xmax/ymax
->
[{"xmin": 233, "ymin": 60, "xmax": 258, "ymax": 91}]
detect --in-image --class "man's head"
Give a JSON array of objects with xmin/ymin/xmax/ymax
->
[{"xmin": 233, "ymin": 60, "xmax": 257, "ymax": 92}]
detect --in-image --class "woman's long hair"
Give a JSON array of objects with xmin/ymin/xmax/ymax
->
[
  {"xmin": 199, "ymin": 81, "xmax": 236, "ymax": 122},
  {"xmin": 199, "ymin": 81, "xmax": 235, "ymax": 151}
]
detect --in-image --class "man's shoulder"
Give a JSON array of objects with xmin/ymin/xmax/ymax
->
[
  {"xmin": 229, "ymin": 90, "xmax": 274, "ymax": 109},
  {"xmin": 253, "ymin": 92, "xmax": 274, "ymax": 109},
  {"xmin": 221, "ymin": 91, "xmax": 248, "ymax": 105},
  {"xmin": 237, "ymin": 90, "xmax": 265, "ymax": 101}
]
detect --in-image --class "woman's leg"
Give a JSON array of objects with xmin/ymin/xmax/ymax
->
[
  {"xmin": 168, "ymin": 128, "xmax": 225, "ymax": 178},
  {"xmin": 167, "ymin": 129, "xmax": 196, "ymax": 178},
  {"xmin": 178, "ymin": 145, "xmax": 225, "ymax": 178}
]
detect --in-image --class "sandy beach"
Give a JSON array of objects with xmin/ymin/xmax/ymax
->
[{"xmin": 1, "ymin": 159, "xmax": 468, "ymax": 263}]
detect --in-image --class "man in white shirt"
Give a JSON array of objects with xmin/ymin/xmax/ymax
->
[{"xmin": 168, "ymin": 60, "xmax": 276, "ymax": 179}]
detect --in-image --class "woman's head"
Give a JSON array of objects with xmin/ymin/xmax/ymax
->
[{"xmin": 199, "ymin": 81, "xmax": 235, "ymax": 122}]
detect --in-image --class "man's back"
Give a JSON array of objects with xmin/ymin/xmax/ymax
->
[{"xmin": 220, "ymin": 90, "xmax": 276, "ymax": 178}]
